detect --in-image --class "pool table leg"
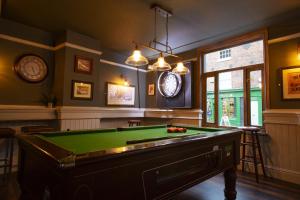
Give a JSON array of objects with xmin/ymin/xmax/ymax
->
[{"xmin": 224, "ymin": 166, "xmax": 237, "ymax": 200}]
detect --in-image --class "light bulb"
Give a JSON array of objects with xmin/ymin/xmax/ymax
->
[
  {"xmin": 133, "ymin": 50, "xmax": 142, "ymax": 61},
  {"xmin": 158, "ymin": 57, "xmax": 165, "ymax": 67},
  {"xmin": 176, "ymin": 62, "xmax": 184, "ymax": 71}
]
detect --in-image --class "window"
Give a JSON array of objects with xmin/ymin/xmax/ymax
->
[
  {"xmin": 218, "ymin": 70, "xmax": 244, "ymax": 127},
  {"xmin": 204, "ymin": 40, "xmax": 264, "ymax": 73},
  {"xmin": 219, "ymin": 72, "xmax": 232, "ymax": 90},
  {"xmin": 219, "ymin": 49, "xmax": 231, "ymax": 61},
  {"xmin": 202, "ymin": 36, "xmax": 265, "ymax": 127},
  {"xmin": 206, "ymin": 77, "xmax": 215, "ymax": 123}
]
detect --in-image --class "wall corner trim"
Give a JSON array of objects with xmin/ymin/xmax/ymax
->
[
  {"xmin": 54, "ymin": 42, "xmax": 102, "ymax": 55},
  {"xmin": 263, "ymin": 109, "xmax": 300, "ymax": 125},
  {"xmin": 268, "ymin": 32, "xmax": 300, "ymax": 44},
  {"xmin": 0, "ymin": 33, "xmax": 102, "ymax": 55},
  {"xmin": 100, "ymin": 59, "xmax": 148, "ymax": 73}
]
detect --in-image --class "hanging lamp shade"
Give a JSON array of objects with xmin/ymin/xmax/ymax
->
[
  {"xmin": 172, "ymin": 62, "xmax": 190, "ymax": 75},
  {"xmin": 152, "ymin": 54, "xmax": 171, "ymax": 71},
  {"xmin": 148, "ymin": 64, "xmax": 156, "ymax": 71},
  {"xmin": 125, "ymin": 49, "xmax": 149, "ymax": 66}
]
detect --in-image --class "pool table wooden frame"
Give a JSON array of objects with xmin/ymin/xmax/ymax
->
[{"xmin": 17, "ymin": 126, "xmax": 241, "ymax": 200}]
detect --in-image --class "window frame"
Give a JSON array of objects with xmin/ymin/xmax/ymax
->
[
  {"xmin": 218, "ymin": 48, "xmax": 232, "ymax": 62},
  {"xmin": 198, "ymin": 29, "xmax": 269, "ymax": 127}
]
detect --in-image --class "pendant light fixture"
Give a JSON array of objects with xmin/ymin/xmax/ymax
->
[
  {"xmin": 125, "ymin": 4, "xmax": 189, "ymax": 75},
  {"xmin": 125, "ymin": 45, "xmax": 148, "ymax": 66},
  {"xmin": 172, "ymin": 62, "xmax": 190, "ymax": 75},
  {"xmin": 152, "ymin": 53, "xmax": 171, "ymax": 71}
]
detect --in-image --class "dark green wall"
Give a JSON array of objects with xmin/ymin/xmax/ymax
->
[
  {"xmin": 146, "ymin": 49, "xmax": 197, "ymax": 108},
  {"xmin": 0, "ymin": 19, "xmax": 54, "ymax": 105},
  {"xmin": 55, "ymin": 30, "xmax": 146, "ymax": 108},
  {"xmin": 0, "ymin": 19, "xmax": 146, "ymax": 107},
  {"xmin": 269, "ymin": 38, "xmax": 300, "ymax": 109},
  {"xmin": 146, "ymin": 71, "xmax": 158, "ymax": 108},
  {"xmin": 1, "ymin": 16, "xmax": 300, "ymax": 110},
  {"xmin": 60, "ymin": 47, "xmax": 146, "ymax": 107}
]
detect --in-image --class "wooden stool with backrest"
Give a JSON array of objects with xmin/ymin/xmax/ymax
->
[
  {"xmin": 239, "ymin": 126, "xmax": 266, "ymax": 183},
  {"xmin": 0, "ymin": 128, "xmax": 15, "ymax": 185}
]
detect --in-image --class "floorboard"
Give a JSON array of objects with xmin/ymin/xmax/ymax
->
[{"xmin": 0, "ymin": 172, "xmax": 299, "ymax": 200}]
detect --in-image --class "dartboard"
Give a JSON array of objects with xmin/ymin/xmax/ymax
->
[{"xmin": 158, "ymin": 72, "xmax": 182, "ymax": 97}]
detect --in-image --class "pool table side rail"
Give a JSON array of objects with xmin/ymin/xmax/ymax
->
[
  {"xmin": 17, "ymin": 128, "xmax": 242, "ymax": 170},
  {"xmin": 38, "ymin": 128, "xmax": 117, "ymax": 137},
  {"xmin": 117, "ymin": 125, "xmax": 226, "ymax": 132},
  {"xmin": 17, "ymin": 135, "xmax": 76, "ymax": 168},
  {"xmin": 117, "ymin": 124, "xmax": 167, "ymax": 131}
]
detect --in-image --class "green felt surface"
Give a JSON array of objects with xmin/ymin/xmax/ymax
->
[{"xmin": 39, "ymin": 127, "xmax": 209, "ymax": 155}]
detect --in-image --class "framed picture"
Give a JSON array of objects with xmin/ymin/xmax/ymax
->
[
  {"xmin": 106, "ymin": 82, "xmax": 135, "ymax": 106},
  {"xmin": 281, "ymin": 66, "xmax": 300, "ymax": 100},
  {"xmin": 74, "ymin": 56, "xmax": 93, "ymax": 74},
  {"xmin": 72, "ymin": 80, "xmax": 93, "ymax": 100},
  {"xmin": 148, "ymin": 84, "xmax": 155, "ymax": 96}
]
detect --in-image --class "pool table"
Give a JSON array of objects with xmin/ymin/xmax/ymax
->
[{"xmin": 17, "ymin": 125, "xmax": 241, "ymax": 200}]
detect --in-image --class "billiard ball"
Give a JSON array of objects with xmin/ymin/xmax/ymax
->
[
  {"xmin": 177, "ymin": 127, "xmax": 187, "ymax": 133},
  {"xmin": 167, "ymin": 127, "xmax": 177, "ymax": 133}
]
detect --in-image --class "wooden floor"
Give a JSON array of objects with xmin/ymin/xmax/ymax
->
[{"xmin": 0, "ymin": 172, "xmax": 299, "ymax": 200}]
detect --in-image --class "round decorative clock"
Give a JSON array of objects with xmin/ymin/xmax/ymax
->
[
  {"xmin": 158, "ymin": 72, "xmax": 182, "ymax": 97},
  {"xmin": 14, "ymin": 54, "xmax": 48, "ymax": 83}
]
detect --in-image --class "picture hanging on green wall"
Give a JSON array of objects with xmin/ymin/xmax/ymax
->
[
  {"xmin": 281, "ymin": 66, "xmax": 300, "ymax": 100},
  {"xmin": 71, "ymin": 80, "xmax": 93, "ymax": 100},
  {"xmin": 74, "ymin": 55, "xmax": 93, "ymax": 74}
]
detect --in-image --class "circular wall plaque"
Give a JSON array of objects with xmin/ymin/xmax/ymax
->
[
  {"xmin": 158, "ymin": 72, "xmax": 182, "ymax": 98},
  {"xmin": 14, "ymin": 54, "xmax": 48, "ymax": 83}
]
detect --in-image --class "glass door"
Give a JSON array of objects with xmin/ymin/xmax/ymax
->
[
  {"xmin": 247, "ymin": 68, "xmax": 264, "ymax": 126},
  {"xmin": 205, "ymin": 76, "xmax": 216, "ymax": 126}
]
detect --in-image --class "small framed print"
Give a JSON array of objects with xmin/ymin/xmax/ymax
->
[
  {"xmin": 74, "ymin": 56, "xmax": 93, "ymax": 74},
  {"xmin": 148, "ymin": 84, "xmax": 155, "ymax": 96},
  {"xmin": 281, "ymin": 66, "xmax": 300, "ymax": 100},
  {"xmin": 72, "ymin": 80, "xmax": 93, "ymax": 100}
]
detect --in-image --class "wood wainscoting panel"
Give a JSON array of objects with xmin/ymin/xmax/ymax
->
[
  {"xmin": 60, "ymin": 118, "xmax": 101, "ymax": 131},
  {"xmin": 262, "ymin": 109, "xmax": 300, "ymax": 185},
  {"xmin": 0, "ymin": 105, "xmax": 204, "ymax": 131},
  {"xmin": 145, "ymin": 109, "xmax": 203, "ymax": 127},
  {"xmin": 0, "ymin": 105, "xmax": 56, "ymax": 121}
]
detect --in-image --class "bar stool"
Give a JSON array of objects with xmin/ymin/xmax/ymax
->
[
  {"xmin": 128, "ymin": 120, "xmax": 141, "ymax": 127},
  {"xmin": 21, "ymin": 125, "xmax": 56, "ymax": 134},
  {"xmin": 0, "ymin": 128, "xmax": 15, "ymax": 185},
  {"xmin": 239, "ymin": 126, "xmax": 266, "ymax": 183}
]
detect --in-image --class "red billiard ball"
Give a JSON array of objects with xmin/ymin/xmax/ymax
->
[
  {"xmin": 177, "ymin": 127, "xmax": 187, "ymax": 133},
  {"xmin": 167, "ymin": 127, "xmax": 177, "ymax": 133}
]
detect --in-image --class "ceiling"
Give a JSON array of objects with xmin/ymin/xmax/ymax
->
[{"xmin": 2, "ymin": 0, "xmax": 300, "ymax": 58}]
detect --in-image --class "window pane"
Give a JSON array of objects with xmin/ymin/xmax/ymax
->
[
  {"xmin": 206, "ymin": 77, "xmax": 215, "ymax": 123},
  {"xmin": 250, "ymin": 70, "xmax": 263, "ymax": 126},
  {"xmin": 204, "ymin": 40, "xmax": 264, "ymax": 72},
  {"xmin": 219, "ymin": 70, "xmax": 244, "ymax": 127}
]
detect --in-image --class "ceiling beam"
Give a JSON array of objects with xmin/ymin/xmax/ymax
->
[{"xmin": 0, "ymin": 0, "xmax": 6, "ymax": 17}]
